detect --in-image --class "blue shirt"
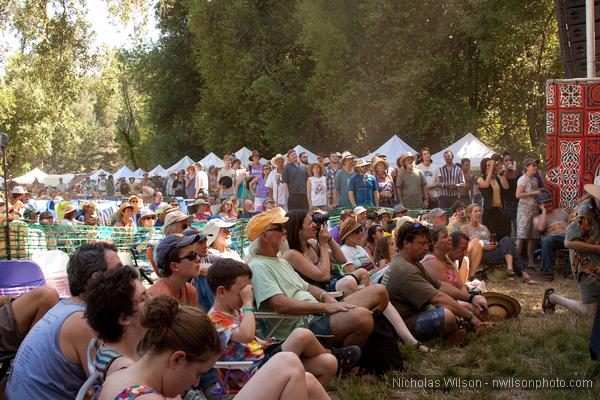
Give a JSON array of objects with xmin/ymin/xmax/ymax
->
[
  {"xmin": 348, "ymin": 173, "xmax": 377, "ymax": 207},
  {"xmin": 334, "ymin": 169, "xmax": 353, "ymax": 208}
]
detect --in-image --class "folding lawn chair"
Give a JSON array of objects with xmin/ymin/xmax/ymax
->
[{"xmin": 0, "ymin": 260, "xmax": 46, "ymax": 297}]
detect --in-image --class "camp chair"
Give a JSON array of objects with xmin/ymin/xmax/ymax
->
[
  {"xmin": 0, "ymin": 260, "xmax": 46, "ymax": 297},
  {"xmin": 32, "ymin": 249, "xmax": 71, "ymax": 298},
  {"xmin": 213, "ymin": 361, "xmax": 255, "ymax": 400}
]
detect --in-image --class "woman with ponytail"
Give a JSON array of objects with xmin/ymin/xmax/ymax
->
[{"xmin": 99, "ymin": 296, "xmax": 329, "ymax": 400}]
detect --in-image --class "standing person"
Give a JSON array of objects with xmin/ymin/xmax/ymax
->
[
  {"xmin": 194, "ymin": 163, "xmax": 209, "ymax": 199},
  {"xmin": 185, "ymin": 165, "xmax": 197, "ymax": 199},
  {"xmin": 248, "ymin": 150, "xmax": 263, "ymax": 178},
  {"xmin": 172, "ymin": 170, "xmax": 187, "ymax": 198},
  {"xmin": 165, "ymin": 172, "xmax": 176, "ymax": 196},
  {"xmin": 299, "ymin": 152, "xmax": 310, "ymax": 165},
  {"xmin": 477, "ymin": 157, "xmax": 511, "ymax": 240},
  {"xmin": 348, "ymin": 159, "xmax": 379, "ymax": 208},
  {"xmin": 459, "ymin": 158, "xmax": 473, "ymax": 203},
  {"xmin": 372, "ymin": 157, "xmax": 395, "ymax": 208},
  {"xmin": 325, "ymin": 152, "xmax": 341, "ymax": 208},
  {"xmin": 437, "ymin": 151, "xmax": 465, "ymax": 208},
  {"xmin": 282, "ymin": 149, "xmax": 309, "ymax": 210},
  {"xmin": 106, "ymin": 175, "xmax": 115, "ymax": 197},
  {"xmin": 334, "ymin": 152, "xmax": 355, "ymax": 208},
  {"xmin": 501, "ymin": 152, "xmax": 519, "ymax": 234},
  {"xmin": 516, "ymin": 156, "xmax": 542, "ymax": 268},
  {"xmin": 118, "ymin": 177, "xmax": 130, "ymax": 197},
  {"xmin": 207, "ymin": 165, "xmax": 219, "ymax": 198},
  {"xmin": 218, "ymin": 155, "xmax": 237, "ymax": 200},
  {"xmin": 543, "ymin": 184, "xmax": 600, "ymax": 317},
  {"xmin": 395, "ymin": 153, "xmax": 428, "ymax": 210},
  {"xmin": 307, "ymin": 163, "xmax": 327, "ymax": 210},
  {"xmin": 250, "ymin": 164, "xmax": 272, "ymax": 211},
  {"xmin": 415, "ymin": 147, "xmax": 440, "ymax": 208},
  {"xmin": 57, "ymin": 176, "xmax": 68, "ymax": 193},
  {"xmin": 266, "ymin": 154, "xmax": 288, "ymax": 210}
]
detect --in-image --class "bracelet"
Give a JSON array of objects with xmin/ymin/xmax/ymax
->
[
  {"xmin": 319, "ymin": 292, "xmax": 328, "ymax": 302},
  {"xmin": 242, "ymin": 307, "xmax": 255, "ymax": 313},
  {"xmin": 466, "ymin": 311, "xmax": 473, "ymax": 321}
]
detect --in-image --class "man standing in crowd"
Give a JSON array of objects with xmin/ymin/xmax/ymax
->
[
  {"xmin": 396, "ymin": 152, "xmax": 428, "ymax": 210},
  {"xmin": 349, "ymin": 159, "xmax": 379, "ymax": 208},
  {"xmin": 6, "ymin": 243, "xmax": 122, "ymax": 399},
  {"xmin": 534, "ymin": 192, "xmax": 569, "ymax": 282},
  {"xmin": 217, "ymin": 155, "xmax": 237, "ymax": 200},
  {"xmin": 165, "ymin": 172, "xmax": 176, "ymax": 196},
  {"xmin": 437, "ymin": 150, "xmax": 465, "ymax": 208},
  {"xmin": 415, "ymin": 147, "xmax": 440, "ymax": 208},
  {"xmin": 194, "ymin": 162, "xmax": 209, "ymax": 198},
  {"xmin": 459, "ymin": 158, "xmax": 473, "ymax": 203},
  {"xmin": 57, "ymin": 177, "xmax": 68, "ymax": 193},
  {"xmin": 105, "ymin": 175, "xmax": 115, "ymax": 197},
  {"xmin": 299, "ymin": 152, "xmax": 310, "ymax": 165},
  {"xmin": 326, "ymin": 152, "xmax": 341, "ymax": 208},
  {"xmin": 266, "ymin": 154, "xmax": 288, "ymax": 210},
  {"xmin": 282, "ymin": 149, "xmax": 308, "ymax": 210},
  {"xmin": 335, "ymin": 152, "xmax": 355, "ymax": 208}
]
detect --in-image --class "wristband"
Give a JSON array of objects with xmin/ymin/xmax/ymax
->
[
  {"xmin": 242, "ymin": 307, "xmax": 255, "ymax": 313},
  {"xmin": 466, "ymin": 311, "xmax": 473, "ymax": 321}
]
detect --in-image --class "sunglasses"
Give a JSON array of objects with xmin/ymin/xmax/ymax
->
[
  {"xmin": 173, "ymin": 251, "xmax": 200, "ymax": 262},
  {"xmin": 265, "ymin": 224, "xmax": 285, "ymax": 233}
]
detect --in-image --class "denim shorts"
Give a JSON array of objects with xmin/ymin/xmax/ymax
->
[
  {"xmin": 411, "ymin": 307, "xmax": 446, "ymax": 340},
  {"xmin": 308, "ymin": 314, "xmax": 333, "ymax": 336}
]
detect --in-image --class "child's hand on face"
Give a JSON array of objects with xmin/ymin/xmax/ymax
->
[{"xmin": 240, "ymin": 284, "xmax": 254, "ymax": 307}]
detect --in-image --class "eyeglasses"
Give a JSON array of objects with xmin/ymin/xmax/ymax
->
[
  {"xmin": 264, "ymin": 224, "xmax": 285, "ymax": 233},
  {"xmin": 173, "ymin": 251, "xmax": 200, "ymax": 262}
]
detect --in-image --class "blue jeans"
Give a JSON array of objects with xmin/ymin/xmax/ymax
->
[
  {"xmin": 482, "ymin": 236, "xmax": 524, "ymax": 276},
  {"xmin": 540, "ymin": 235, "xmax": 565, "ymax": 276}
]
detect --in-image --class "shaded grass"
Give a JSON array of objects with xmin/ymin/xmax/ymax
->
[{"xmin": 330, "ymin": 273, "xmax": 600, "ymax": 399}]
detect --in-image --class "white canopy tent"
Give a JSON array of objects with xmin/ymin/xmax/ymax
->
[
  {"xmin": 148, "ymin": 164, "xmax": 168, "ymax": 177},
  {"xmin": 234, "ymin": 147, "xmax": 268, "ymax": 165},
  {"xmin": 14, "ymin": 167, "xmax": 48, "ymax": 185},
  {"xmin": 199, "ymin": 152, "xmax": 224, "ymax": 168},
  {"xmin": 89, "ymin": 168, "xmax": 110, "ymax": 181},
  {"xmin": 112, "ymin": 166, "xmax": 136, "ymax": 180},
  {"xmin": 167, "ymin": 156, "xmax": 196, "ymax": 174},
  {"xmin": 293, "ymin": 145, "xmax": 318, "ymax": 163},
  {"xmin": 133, "ymin": 168, "xmax": 146, "ymax": 178},
  {"xmin": 362, "ymin": 135, "xmax": 417, "ymax": 164},
  {"xmin": 42, "ymin": 174, "xmax": 75, "ymax": 187},
  {"xmin": 431, "ymin": 133, "xmax": 496, "ymax": 166}
]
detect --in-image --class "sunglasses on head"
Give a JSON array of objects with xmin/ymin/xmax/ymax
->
[{"xmin": 173, "ymin": 251, "xmax": 200, "ymax": 262}]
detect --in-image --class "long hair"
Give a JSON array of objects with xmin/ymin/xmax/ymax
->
[{"xmin": 285, "ymin": 209, "xmax": 310, "ymax": 252}]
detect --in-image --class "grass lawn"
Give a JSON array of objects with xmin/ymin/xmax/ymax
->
[{"xmin": 330, "ymin": 271, "xmax": 600, "ymax": 400}]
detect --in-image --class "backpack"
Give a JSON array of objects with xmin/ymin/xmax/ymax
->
[{"xmin": 359, "ymin": 310, "xmax": 404, "ymax": 375}]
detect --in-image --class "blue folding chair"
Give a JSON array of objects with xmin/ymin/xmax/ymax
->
[{"xmin": 0, "ymin": 260, "xmax": 46, "ymax": 297}]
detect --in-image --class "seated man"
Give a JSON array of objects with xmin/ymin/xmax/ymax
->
[
  {"xmin": 428, "ymin": 208, "xmax": 448, "ymax": 227},
  {"xmin": 382, "ymin": 222, "xmax": 493, "ymax": 341},
  {"xmin": 533, "ymin": 192, "xmax": 568, "ymax": 281},
  {"xmin": 6, "ymin": 243, "xmax": 122, "ymax": 399},
  {"xmin": 150, "ymin": 232, "xmax": 209, "ymax": 306},
  {"xmin": 246, "ymin": 208, "xmax": 430, "ymax": 352}
]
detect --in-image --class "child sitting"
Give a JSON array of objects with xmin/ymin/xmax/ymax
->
[{"xmin": 207, "ymin": 258, "xmax": 360, "ymax": 390}]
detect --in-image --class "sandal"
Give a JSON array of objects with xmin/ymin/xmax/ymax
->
[
  {"xmin": 542, "ymin": 288, "xmax": 556, "ymax": 314},
  {"xmin": 331, "ymin": 345, "xmax": 361, "ymax": 373}
]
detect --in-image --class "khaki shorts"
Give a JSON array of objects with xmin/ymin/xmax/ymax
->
[{"xmin": 0, "ymin": 299, "xmax": 23, "ymax": 353}]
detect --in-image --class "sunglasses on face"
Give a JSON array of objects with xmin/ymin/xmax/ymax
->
[{"xmin": 174, "ymin": 251, "xmax": 200, "ymax": 262}]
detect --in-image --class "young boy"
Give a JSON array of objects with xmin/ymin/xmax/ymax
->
[{"xmin": 207, "ymin": 258, "xmax": 360, "ymax": 389}]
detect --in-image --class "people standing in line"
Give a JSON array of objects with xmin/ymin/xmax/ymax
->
[
  {"xmin": 415, "ymin": 147, "xmax": 440, "ymax": 208},
  {"xmin": 282, "ymin": 149, "xmax": 309, "ymax": 210},
  {"xmin": 334, "ymin": 152, "xmax": 355, "ymax": 208},
  {"xmin": 437, "ymin": 151, "xmax": 465, "ymax": 208},
  {"xmin": 266, "ymin": 154, "xmax": 288, "ymax": 210}
]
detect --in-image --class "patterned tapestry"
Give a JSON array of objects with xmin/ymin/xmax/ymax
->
[{"xmin": 546, "ymin": 80, "xmax": 600, "ymax": 212}]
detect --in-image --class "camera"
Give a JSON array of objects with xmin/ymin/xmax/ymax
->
[{"xmin": 312, "ymin": 210, "xmax": 330, "ymax": 226}]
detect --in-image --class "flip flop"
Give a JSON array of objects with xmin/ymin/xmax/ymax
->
[{"xmin": 542, "ymin": 288, "xmax": 556, "ymax": 314}]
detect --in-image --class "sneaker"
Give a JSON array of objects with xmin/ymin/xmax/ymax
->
[{"xmin": 331, "ymin": 345, "xmax": 361, "ymax": 372}]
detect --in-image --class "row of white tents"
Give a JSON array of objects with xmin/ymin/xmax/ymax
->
[{"xmin": 13, "ymin": 134, "xmax": 496, "ymax": 185}]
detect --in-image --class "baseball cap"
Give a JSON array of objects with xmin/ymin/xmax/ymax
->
[
  {"xmin": 246, "ymin": 207, "xmax": 289, "ymax": 241},
  {"xmin": 429, "ymin": 208, "xmax": 446, "ymax": 218},
  {"xmin": 202, "ymin": 218, "xmax": 236, "ymax": 246},
  {"xmin": 523, "ymin": 156, "xmax": 540, "ymax": 166},
  {"xmin": 393, "ymin": 204, "xmax": 407, "ymax": 214},
  {"xmin": 155, "ymin": 233, "xmax": 201, "ymax": 270}
]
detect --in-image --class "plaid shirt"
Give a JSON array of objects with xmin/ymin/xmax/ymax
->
[{"xmin": 325, "ymin": 165, "xmax": 339, "ymax": 205}]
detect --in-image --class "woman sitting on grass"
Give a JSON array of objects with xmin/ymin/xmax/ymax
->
[
  {"xmin": 460, "ymin": 204, "xmax": 537, "ymax": 285},
  {"xmin": 98, "ymin": 296, "xmax": 325, "ymax": 400}
]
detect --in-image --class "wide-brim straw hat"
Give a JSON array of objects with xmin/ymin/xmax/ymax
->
[
  {"xmin": 371, "ymin": 156, "xmax": 389, "ymax": 170},
  {"xmin": 584, "ymin": 184, "xmax": 600, "ymax": 200},
  {"xmin": 116, "ymin": 202, "xmax": 134, "ymax": 220},
  {"xmin": 354, "ymin": 159, "xmax": 370, "ymax": 168},
  {"xmin": 397, "ymin": 152, "xmax": 416, "ymax": 166},
  {"xmin": 309, "ymin": 162, "xmax": 325, "ymax": 176},
  {"xmin": 482, "ymin": 292, "xmax": 521, "ymax": 321},
  {"xmin": 486, "ymin": 264, "xmax": 508, "ymax": 283},
  {"xmin": 340, "ymin": 218, "xmax": 362, "ymax": 243},
  {"xmin": 63, "ymin": 204, "xmax": 78, "ymax": 215},
  {"xmin": 271, "ymin": 154, "xmax": 285, "ymax": 167}
]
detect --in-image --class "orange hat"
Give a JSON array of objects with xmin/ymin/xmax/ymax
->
[{"xmin": 246, "ymin": 207, "xmax": 289, "ymax": 241}]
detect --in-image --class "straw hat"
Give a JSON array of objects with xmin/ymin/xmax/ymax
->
[
  {"xmin": 481, "ymin": 292, "xmax": 521, "ymax": 321},
  {"xmin": 271, "ymin": 154, "xmax": 285, "ymax": 167},
  {"xmin": 138, "ymin": 207, "xmax": 157, "ymax": 222},
  {"xmin": 246, "ymin": 207, "xmax": 288, "ymax": 241},
  {"xmin": 371, "ymin": 156, "xmax": 389, "ymax": 170},
  {"xmin": 584, "ymin": 184, "xmax": 600, "ymax": 200},
  {"xmin": 354, "ymin": 159, "xmax": 370, "ymax": 168},
  {"xmin": 340, "ymin": 218, "xmax": 362, "ymax": 243},
  {"xmin": 308, "ymin": 162, "xmax": 325, "ymax": 176},
  {"xmin": 486, "ymin": 264, "xmax": 508, "ymax": 283},
  {"xmin": 397, "ymin": 152, "xmax": 416, "ymax": 166},
  {"xmin": 116, "ymin": 202, "xmax": 134, "ymax": 220},
  {"xmin": 63, "ymin": 204, "xmax": 78, "ymax": 215}
]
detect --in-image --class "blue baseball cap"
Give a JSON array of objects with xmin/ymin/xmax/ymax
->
[{"xmin": 155, "ymin": 233, "xmax": 201, "ymax": 269}]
